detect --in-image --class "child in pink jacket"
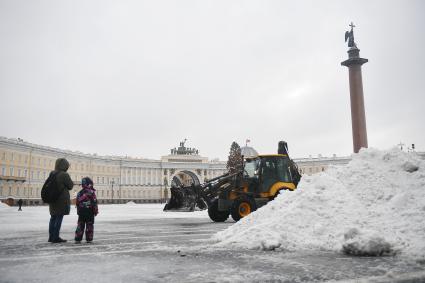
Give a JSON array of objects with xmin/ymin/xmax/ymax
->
[{"xmin": 74, "ymin": 177, "xmax": 98, "ymax": 243}]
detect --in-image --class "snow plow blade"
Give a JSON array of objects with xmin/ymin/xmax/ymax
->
[{"xmin": 163, "ymin": 185, "xmax": 207, "ymax": 212}]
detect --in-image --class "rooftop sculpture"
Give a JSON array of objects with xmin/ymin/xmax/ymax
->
[
  {"xmin": 345, "ymin": 22, "xmax": 357, "ymax": 48},
  {"xmin": 170, "ymin": 139, "xmax": 199, "ymax": 155}
]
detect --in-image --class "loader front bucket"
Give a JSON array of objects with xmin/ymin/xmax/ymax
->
[{"xmin": 163, "ymin": 185, "xmax": 207, "ymax": 212}]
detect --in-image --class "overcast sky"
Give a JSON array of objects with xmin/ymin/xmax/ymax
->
[{"xmin": 0, "ymin": 0, "xmax": 424, "ymax": 160}]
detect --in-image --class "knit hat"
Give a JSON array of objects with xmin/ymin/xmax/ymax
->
[{"xmin": 82, "ymin": 177, "xmax": 93, "ymax": 186}]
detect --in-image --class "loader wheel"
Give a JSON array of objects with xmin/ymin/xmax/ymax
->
[
  {"xmin": 231, "ymin": 196, "xmax": 257, "ymax": 222},
  {"xmin": 208, "ymin": 199, "xmax": 229, "ymax": 222}
]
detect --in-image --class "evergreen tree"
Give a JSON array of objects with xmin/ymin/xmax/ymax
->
[{"xmin": 227, "ymin": 141, "xmax": 243, "ymax": 174}]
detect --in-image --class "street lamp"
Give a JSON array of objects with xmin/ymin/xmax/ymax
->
[
  {"xmin": 119, "ymin": 159, "xmax": 122, "ymax": 204},
  {"xmin": 119, "ymin": 184, "xmax": 122, "ymax": 204},
  {"xmin": 110, "ymin": 180, "xmax": 115, "ymax": 204},
  {"xmin": 0, "ymin": 178, "xmax": 3, "ymax": 203}
]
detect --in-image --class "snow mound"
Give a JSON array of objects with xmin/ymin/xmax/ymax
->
[
  {"xmin": 342, "ymin": 228, "xmax": 393, "ymax": 256},
  {"xmin": 0, "ymin": 201, "xmax": 12, "ymax": 210},
  {"xmin": 126, "ymin": 201, "xmax": 137, "ymax": 205},
  {"xmin": 213, "ymin": 148, "xmax": 425, "ymax": 259}
]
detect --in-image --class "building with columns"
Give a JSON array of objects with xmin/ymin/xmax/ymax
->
[
  {"xmin": 6, "ymin": 136, "xmax": 420, "ymax": 206},
  {"xmin": 0, "ymin": 137, "xmax": 229, "ymax": 206}
]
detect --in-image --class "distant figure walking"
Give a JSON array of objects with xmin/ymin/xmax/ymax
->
[
  {"xmin": 74, "ymin": 177, "xmax": 98, "ymax": 243},
  {"xmin": 48, "ymin": 158, "xmax": 74, "ymax": 243},
  {"xmin": 17, "ymin": 199, "xmax": 23, "ymax": 211}
]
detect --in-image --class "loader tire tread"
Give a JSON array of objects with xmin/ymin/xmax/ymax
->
[{"xmin": 208, "ymin": 199, "xmax": 229, "ymax": 222}]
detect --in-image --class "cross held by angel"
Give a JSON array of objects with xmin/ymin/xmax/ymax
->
[{"xmin": 345, "ymin": 22, "xmax": 357, "ymax": 48}]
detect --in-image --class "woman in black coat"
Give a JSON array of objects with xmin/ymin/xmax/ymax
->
[{"xmin": 48, "ymin": 158, "xmax": 74, "ymax": 243}]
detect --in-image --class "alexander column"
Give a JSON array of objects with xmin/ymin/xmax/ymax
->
[{"xmin": 341, "ymin": 22, "xmax": 368, "ymax": 153}]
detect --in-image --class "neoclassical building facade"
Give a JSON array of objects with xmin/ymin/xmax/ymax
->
[
  {"xmin": 1, "ymin": 136, "xmax": 356, "ymax": 206},
  {"xmin": 0, "ymin": 137, "xmax": 227, "ymax": 205}
]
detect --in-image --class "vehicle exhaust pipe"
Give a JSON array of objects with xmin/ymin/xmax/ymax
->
[{"xmin": 278, "ymin": 141, "xmax": 289, "ymax": 155}]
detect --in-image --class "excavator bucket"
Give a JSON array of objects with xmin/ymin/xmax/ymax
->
[{"xmin": 163, "ymin": 185, "xmax": 207, "ymax": 212}]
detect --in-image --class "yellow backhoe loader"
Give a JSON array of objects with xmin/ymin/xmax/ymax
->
[{"xmin": 164, "ymin": 141, "xmax": 301, "ymax": 222}]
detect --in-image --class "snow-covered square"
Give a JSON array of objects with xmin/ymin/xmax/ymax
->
[{"xmin": 1, "ymin": 149, "xmax": 425, "ymax": 282}]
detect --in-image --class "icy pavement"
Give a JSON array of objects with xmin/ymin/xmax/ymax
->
[{"xmin": 0, "ymin": 204, "xmax": 424, "ymax": 282}]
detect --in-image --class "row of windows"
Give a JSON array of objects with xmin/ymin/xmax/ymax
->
[
  {"xmin": 1, "ymin": 166, "xmax": 166, "ymax": 186},
  {"xmin": 0, "ymin": 167, "xmax": 166, "ymax": 184},
  {"xmin": 0, "ymin": 166, "xmax": 118, "ymax": 184},
  {"xmin": 97, "ymin": 189, "xmax": 158, "ymax": 199},
  {"xmin": 0, "ymin": 185, "xmax": 160, "ymax": 199},
  {"xmin": 1, "ymin": 167, "xmax": 30, "ymax": 178},
  {"xmin": 299, "ymin": 166, "xmax": 326, "ymax": 174},
  {"xmin": 1, "ymin": 151, "xmax": 55, "ymax": 167},
  {"xmin": 2, "ymin": 151, "xmax": 227, "ymax": 181},
  {"xmin": 0, "ymin": 187, "xmax": 40, "ymax": 197},
  {"xmin": 72, "ymin": 163, "xmax": 120, "ymax": 173},
  {"xmin": 1, "ymin": 151, "xmax": 122, "ymax": 173}
]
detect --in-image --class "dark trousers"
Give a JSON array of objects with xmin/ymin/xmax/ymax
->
[
  {"xmin": 49, "ymin": 215, "xmax": 64, "ymax": 241},
  {"xmin": 75, "ymin": 214, "xmax": 95, "ymax": 242}
]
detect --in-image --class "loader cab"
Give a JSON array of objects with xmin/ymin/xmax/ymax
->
[
  {"xmin": 243, "ymin": 155, "xmax": 293, "ymax": 193},
  {"xmin": 244, "ymin": 158, "xmax": 260, "ymax": 178},
  {"xmin": 242, "ymin": 158, "xmax": 260, "ymax": 194},
  {"xmin": 257, "ymin": 155, "xmax": 293, "ymax": 194}
]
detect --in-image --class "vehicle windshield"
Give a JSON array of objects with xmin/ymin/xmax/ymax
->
[
  {"xmin": 244, "ymin": 158, "xmax": 259, "ymax": 178},
  {"xmin": 260, "ymin": 156, "xmax": 292, "ymax": 183}
]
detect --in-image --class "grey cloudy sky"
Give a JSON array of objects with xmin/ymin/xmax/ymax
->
[{"xmin": 1, "ymin": 0, "xmax": 424, "ymax": 160}]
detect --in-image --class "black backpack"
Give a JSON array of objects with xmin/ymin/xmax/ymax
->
[{"xmin": 41, "ymin": 171, "xmax": 62, "ymax": 203}]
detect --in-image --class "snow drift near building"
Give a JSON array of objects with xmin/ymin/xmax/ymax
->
[
  {"xmin": 213, "ymin": 148, "xmax": 425, "ymax": 259},
  {"xmin": 0, "ymin": 202, "xmax": 11, "ymax": 210}
]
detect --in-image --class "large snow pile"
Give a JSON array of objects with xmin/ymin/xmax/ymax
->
[{"xmin": 213, "ymin": 148, "xmax": 425, "ymax": 259}]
